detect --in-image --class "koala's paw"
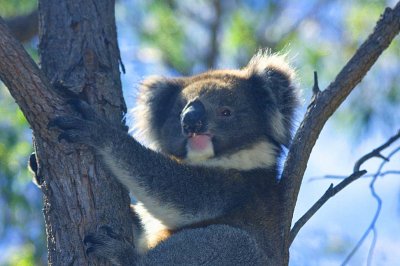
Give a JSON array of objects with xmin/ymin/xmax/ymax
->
[
  {"xmin": 48, "ymin": 115, "xmax": 98, "ymax": 145},
  {"xmin": 84, "ymin": 225, "xmax": 137, "ymax": 265},
  {"xmin": 48, "ymin": 99, "xmax": 105, "ymax": 146},
  {"xmin": 67, "ymin": 98, "xmax": 98, "ymax": 121}
]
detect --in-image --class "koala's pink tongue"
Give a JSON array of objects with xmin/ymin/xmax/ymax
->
[{"xmin": 188, "ymin": 135, "xmax": 212, "ymax": 151}]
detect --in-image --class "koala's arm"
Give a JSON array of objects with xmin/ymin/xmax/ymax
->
[
  {"xmin": 50, "ymin": 100, "xmax": 247, "ymax": 228},
  {"xmin": 98, "ymin": 127, "xmax": 246, "ymax": 226}
]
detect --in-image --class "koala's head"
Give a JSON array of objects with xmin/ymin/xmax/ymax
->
[{"xmin": 132, "ymin": 52, "xmax": 300, "ymax": 170}]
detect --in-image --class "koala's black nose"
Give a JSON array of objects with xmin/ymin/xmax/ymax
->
[{"xmin": 181, "ymin": 99, "xmax": 207, "ymax": 134}]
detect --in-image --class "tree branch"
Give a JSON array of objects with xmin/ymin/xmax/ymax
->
[
  {"xmin": 289, "ymin": 130, "xmax": 400, "ymax": 245},
  {"xmin": 342, "ymin": 145, "xmax": 400, "ymax": 265},
  {"xmin": 289, "ymin": 170, "xmax": 367, "ymax": 245},
  {"xmin": 205, "ymin": 0, "xmax": 222, "ymax": 69},
  {"xmin": 353, "ymin": 130, "xmax": 400, "ymax": 172},
  {"xmin": 0, "ymin": 17, "xmax": 62, "ymax": 137},
  {"xmin": 281, "ymin": 1, "xmax": 400, "ymax": 251},
  {"xmin": 308, "ymin": 170, "xmax": 400, "ymax": 181}
]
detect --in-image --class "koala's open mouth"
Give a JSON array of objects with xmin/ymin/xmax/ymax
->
[
  {"xmin": 187, "ymin": 133, "xmax": 213, "ymax": 151},
  {"xmin": 185, "ymin": 133, "xmax": 215, "ymax": 162}
]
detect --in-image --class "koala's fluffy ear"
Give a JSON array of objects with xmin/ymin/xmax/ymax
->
[
  {"xmin": 131, "ymin": 76, "xmax": 184, "ymax": 148},
  {"xmin": 245, "ymin": 51, "xmax": 300, "ymax": 147}
]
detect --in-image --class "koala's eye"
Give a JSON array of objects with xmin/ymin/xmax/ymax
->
[{"xmin": 217, "ymin": 107, "xmax": 232, "ymax": 117}]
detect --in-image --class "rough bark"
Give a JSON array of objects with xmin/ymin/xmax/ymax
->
[{"xmin": 0, "ymin": 0, "xmax": 133, "ymax": 265}]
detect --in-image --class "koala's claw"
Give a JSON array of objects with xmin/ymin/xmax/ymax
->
[
  {"xmin": 98, "ymin": 225, "xmax": 120, "ymax": 239},
  {"xmin": 85, "ymin": 246, "xmax": 95, "ymax": 256},
  {"xmin": 83, "ymin": 225, "xmax": 135, "ymax": 260},
  {"xmin": 83, "ymin": 234, "xmax": 93, "ymax": 245},
  {"xmin": 48, "ymin": 116, "xmax": 83, "ymax": 130},
  {"xmin": 66, "ymin": 98, "xmax": 85, "ymax": 108},
  {"xmin": 57, "ymin": 132, "xmax": 71, "ymax": 143},
  {"xmin": 83, "ymin": 226, "xmax": 120, "ymax": 247},
  {"xmin": 48, "ymin": 115, "xmax": 97, "ymax": 145},
  {"xmin": 83, "ymin": 225, "xmax": 137, "ymax": 263},
  {"xmin": 67, "ymin": 99, "xmax": 97, "ymax": 121},
  {"xmin": 84, "ymin": 233, "xmax": 106, "ymax": 256},
  {"xmin": 47, "ymin": 117, "xmax": 61, "ymax": 129}
]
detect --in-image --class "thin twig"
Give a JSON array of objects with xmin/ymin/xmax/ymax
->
[
  {"xmin": 205, "ymin": 0, "xmax": 222, "ymax": 69},
  {"xmin": 308, "ymin": 169, "xmax": 400, "ymax": 182},
  {"xmin": 290, "ymin": 131, "xmax": 400, "ymax": 246},
  {"xmin": 312, "ymin": 71, "xmax": 320, "ymax": 95},
  {"xmin": 353, "ymin": 130, "xmax": 400, "ymax": 172},
  {"xmin": 341, "ymin": 176, "xmax": 382, "ymax": 266},
  {"xmin": 367, "ymin": 227, "xmax": 377, "ymax": 266},
  {"xmin": 342, "ymin": 146, "xmax": 400, "ymax": 265},
  {"xmin": 289, "ymin": 170, "xmax": 367, "ymax": 245}
]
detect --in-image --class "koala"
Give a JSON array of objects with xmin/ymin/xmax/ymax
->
[{"xmin": 49, "ymin": 51, "xmax": 300, "ymax": 265}]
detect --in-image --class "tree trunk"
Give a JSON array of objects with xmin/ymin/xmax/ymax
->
[
  {"xmin": 0, "ymin": 0, "xmax": 132, "ymax": 265},
  {"xmin": 37, "ymin": 0, "xmax": 133, "ymax": 264}
]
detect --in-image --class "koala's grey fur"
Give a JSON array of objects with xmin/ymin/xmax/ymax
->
[{"xmin": 50, "ymin": 51, "xmax": 300, "ymax": 265}]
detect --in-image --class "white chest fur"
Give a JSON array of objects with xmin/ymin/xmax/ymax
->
[{"xmin": 186, "ymin": 140, "xmax": 277, "ymax": 170}]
